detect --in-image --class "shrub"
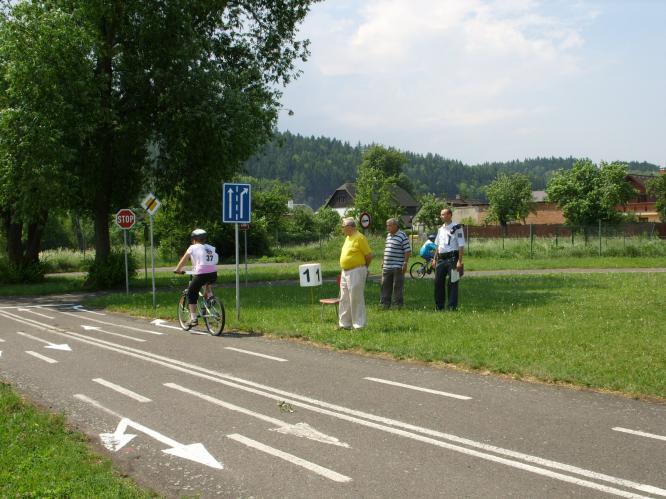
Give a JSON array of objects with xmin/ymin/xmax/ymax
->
[
  {"xmin": 84, "ymin": 251, "xmax": 136, "ymax": 289},
  {"xmin": 0, "ymin": 259, "xmax": 45, "ymax": 284}
]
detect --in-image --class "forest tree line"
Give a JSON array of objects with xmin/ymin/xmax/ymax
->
[{"xmin": 243, "ymin": 131, "xmax": 660, "ymax": 208}]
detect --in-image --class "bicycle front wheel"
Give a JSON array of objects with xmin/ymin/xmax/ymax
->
[
  {"xmin": 177, "ymin": 293, "xmax": 191, "ymax": 330},
  {"xmin": 204, "ymin": 298, "xmax": 225, "ymax": 336},
  {"xmin": 410, "ymin": 261, "xmax": 426, "ymax": 279}
]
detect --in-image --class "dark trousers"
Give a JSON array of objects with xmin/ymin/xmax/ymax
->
[
  {"xmin": 380, "ymin": 268, "xmax": 405, "ymax": 308},
  {"xmin": 434, "ymin": 257, "xmax": 459, "ymax": 310}
]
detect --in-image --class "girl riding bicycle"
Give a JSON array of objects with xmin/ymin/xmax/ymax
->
[{"xmin": 174, "ymin": 229, "xmax": 219, "ymax": 327}]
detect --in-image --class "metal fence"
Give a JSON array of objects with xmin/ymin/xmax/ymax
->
[{"xmin": 459, "ymin": 222, "xmax": 666, "ymax": 258}]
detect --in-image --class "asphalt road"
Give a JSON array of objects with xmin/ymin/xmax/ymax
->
[{"xmin": 0, "ymin": 297, "xmax": 664, "ymax": 498}]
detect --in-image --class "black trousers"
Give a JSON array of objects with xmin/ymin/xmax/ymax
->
[{"xmin": 434, "ymin": 256, "xmax": 459, "ymax": 310}]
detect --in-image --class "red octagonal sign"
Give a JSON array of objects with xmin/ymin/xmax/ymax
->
[{"xmin": 115, "ymin": 209, "xmax": 136, "ymax": 230}]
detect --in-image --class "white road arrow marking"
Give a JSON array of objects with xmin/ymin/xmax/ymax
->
[
  {"xmin": 60, "ymin": 312, "xmax": 163, "ymax": 335},
  {"xmin": 165, "ymin": 383, "xmax": 348, "ymax": 448},
  {"xmin": 18, "ymin": 308, "xmax": 54, "ymax": 319},
  {"xmin": 72, "ymin": 305, "xmax": 106, "ymax": 315},
  {"xmin": 239, "ymin": 187, "xmax": 248, "ymax": 219},
  {"xmin": 76, "ymin": 394, "xmax": 223, "ymax": 469},
  {"xmin": 17, "ymin": 331, "xmax": 72, "ymax": 351},
  {"xmin": 81, "ymin": 325, "xmax": 146, "ymax": 342},
  {"xmin": 100, "ymin": 418, "xmax": 137, "ymax": 451},
  {"xmin": 226, "ymin": 187, "xmax": 234, "ymax": 216},
  {"xmin": 150, "ymin": 319, "xmax": 183, "ymax": 331},
  {"xmin": 99, "ymin": 417, "xmax": 222, "ymax": 468}
]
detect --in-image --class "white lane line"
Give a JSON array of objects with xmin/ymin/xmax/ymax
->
[
  {"xmin": 93, "ymin": 378, "xmax": 152, "ymax": 403},
  {"xmin": 165, "ymin": 383, "xmax": 348, "ymax": 447},
  {"xmin": 18, "ymin": 308, "xmax": 55, "ymax": 319},
  {"xmin": 364, "ymin": 377, "xmax": 472, "ymax": 400},
  {"xmin": 81, "ymin": 326, "xmax": 146, "ymax": 343},
  {"xmin": 0, "ymin": 338, "xmax": 5, "ymax": 342},
  {"xmin": 613, "ymin": 427, "xmax": 666, "ymax": 443},
  {"xmin": 227, "ymin": 433, "xmax": 351, "ymax": 483},
  {"xmin": 26, "ymin": 351, "xmax": 58, "ymax": 364},
  {"xmin": 224, "ymin": 347, "xmax": 288, "ymax": 362},
  {"xmin": 0, "ymin": 304, "xmax": 75, "ymax": 309},
  {"xmin": 60, "ymin": 311, "xmax": 163, "ymax": 335},
  {"xmin": 2, "ymin": 309, "xmax": 663, "ymax": 498}
]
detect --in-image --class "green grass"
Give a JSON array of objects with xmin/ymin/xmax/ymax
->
[
  {"xmin": 0, "ymin": 382, "xmax": 156, "ymax": 498},
  {"xmin": 84, "ymin": 272, "xmax": 666, "ymax": 400}
]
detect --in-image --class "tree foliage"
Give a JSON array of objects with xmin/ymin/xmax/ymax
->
[
  {"xmin": 546, "ymin": 160, "xmax": 636, "ymax": 226},
  {"xmin": 350, "ymin": 146, "xmax": 404, "ymax": 232},
  {"xmin": 647, "ymin": 174, "xmax": 666, "ymax": 223},
  {"xmin": 0, "ymin": 0, "xmax": 316, "ymax": 280},
  {"xmin": 484, "ymin": 173, "xmax": 535, "ymax": 230},
  {"xmin": 413, "ymin": 193, "xmax": 443, "ymax": 232}
]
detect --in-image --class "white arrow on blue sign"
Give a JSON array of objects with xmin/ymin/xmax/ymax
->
[{"xmin": 222, "ymin": 183, "xmax": 252, "ymax": 223}]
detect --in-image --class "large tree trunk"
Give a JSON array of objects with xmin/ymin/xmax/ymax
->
[
  {"xmin": 93, "ymin": 14, "xmax": 117, "ymax": 265},
  {"xmin": 2, "ymin": 210, "xmax": 47, "ymax": 267}
]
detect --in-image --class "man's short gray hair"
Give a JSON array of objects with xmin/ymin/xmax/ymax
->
[
  {"xmin": 342, "ymin": 217, "xmax": 356, "ymax": 227},
  {"xmin": 386, "ymin": 218, "xmax": 399, "ymax": 226}
]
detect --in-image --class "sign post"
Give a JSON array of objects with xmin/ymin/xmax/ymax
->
[
  {"xmin": 222, "ymin": 183, "xmax": 252, "ymax": 320},
  {"xmin": 141, "ymin": 193, "xmax": 161, "ymax": 312},
  {"xmin": 298, "ymin": 263, "xmax": 322, "ymax": 321},
  {"xmin": 115, "ymin": 209, "xmax": 136, "ymax": 295}
]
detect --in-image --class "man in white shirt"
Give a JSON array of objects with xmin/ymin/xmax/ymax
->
[{"xmin": 433, "ymin": 208, "xmax": 465, "ymax": 311}]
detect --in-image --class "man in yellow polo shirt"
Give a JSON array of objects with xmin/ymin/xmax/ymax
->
[{"xmin": 339, "ymin": 217, "xmax": 373, "ymax": 330}]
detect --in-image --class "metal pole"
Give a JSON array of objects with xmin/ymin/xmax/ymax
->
[
  {"xmin": 150, "ymin": 215, "xmax": 156, "ymax": 312},
  {"xmin": 123, "ymin": 230, "xmax": 129, "ymax": 295},
  {"xmin": 235, "ymin": 223, "xmax": 240, "ymax": 320},
  {"xmin": 244, "ymin": 228, "xmax": 248, "ymax": 287}
]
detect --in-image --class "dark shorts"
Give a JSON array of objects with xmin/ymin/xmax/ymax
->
[{"xmin": 187, "ymin": 272, "xmax": 217, "ymax": 304}]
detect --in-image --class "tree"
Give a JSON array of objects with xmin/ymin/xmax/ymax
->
[
  {"xmin": 1, "ymin": 0, "xmax": 316, "ymax": 277},
  {"xmin": 647, "ymin": 174, "xmax": 666, "ymax": 223},
  {"xmin": 413, "ymin": 193, "xmax": 443, "ymax": 232},
  {"xmin": 546, "ymin": 160, "xmax": 636, "ymax": 226},
  {"xmin": 0, "ymin": 3, "xmax": 98, "ymax": 274},
  {"xmin": 351, "ymin": 146, "xmax": 403, "ymax": 232},
  {"xmin": 484, "ymin": 173, "xmax": 535, "ymax": 232}
]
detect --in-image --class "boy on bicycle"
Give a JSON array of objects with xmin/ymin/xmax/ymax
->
[
  {"xmin": 174, "ymin": 229, "xmax": 219, "ymax": 327},
  {"xmin": 419, "ymin": 234, "xmax": 437, "ymax": 270}
]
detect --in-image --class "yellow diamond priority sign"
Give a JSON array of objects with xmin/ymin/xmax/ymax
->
[{"xmin": 141, "ymin": 193, "xmax": 161, "ymax": 216}]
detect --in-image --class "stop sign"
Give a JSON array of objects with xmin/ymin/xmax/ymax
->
[{"xmin": 115, "ymin": 209, "xmax": 136, "ymax": 230}]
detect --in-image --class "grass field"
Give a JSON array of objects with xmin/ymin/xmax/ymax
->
[
  {"xmin": 84, "ymin": 271, "xmax": 666, "ymax": 400},
  {"xmin": 0, "ymin": 383, "xmax": 155, "ymax": 498}
]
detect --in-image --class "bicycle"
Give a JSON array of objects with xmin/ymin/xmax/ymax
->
[
  {"xmin": 409, "ymin": 258, "xmax": 435, "ymax": 279},
  {"xmin": 174, "ymin": 271, "xmax": 225, "ymax": 335}
]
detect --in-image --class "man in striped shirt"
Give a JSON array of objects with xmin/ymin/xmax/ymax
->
[{"xmin": 380, "ymin": 218, "xmax": 411, "ymax": 309}]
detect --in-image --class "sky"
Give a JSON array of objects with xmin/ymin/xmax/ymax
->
[{"xmin": 277, "ymin": 0, "xmax": 666, "ymax": 166}]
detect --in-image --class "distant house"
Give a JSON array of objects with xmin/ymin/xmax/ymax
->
[
  {"xmin": 448, "ymin": 191, "xmax": 565, "ymax": 225},
  {"xmin": 616, "ymin": 173, "xmax": 661, "ymax": 222},
  {"xmin": 323, "ymin": 182, "xmax": 419, "ymax": 227}
]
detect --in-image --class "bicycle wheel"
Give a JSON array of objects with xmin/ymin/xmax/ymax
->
[
  {"xmin": 409, "ymin": 261, "xmax": 427, "ymax": 279},
  {"xmin": 204, "ymin": 297, "xmax": 225, "ymax": 336},
  {"xmin": 177, "ymin": 293, "xmax": 192, "ymax": 330}
]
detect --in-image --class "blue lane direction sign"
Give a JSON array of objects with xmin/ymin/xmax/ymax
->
[{"xmin": 222, "ymin": 183, "xmax": 252, "ymax": 223}]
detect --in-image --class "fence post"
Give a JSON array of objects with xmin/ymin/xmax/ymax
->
[
  {"xmin": 598, "ymin": 220, "xmax": 602, "ymax": 256},
  {"xmin": 555, "ymin": 226, "xmax": 559, "ymax": 248},
  {"xmin": 465, "ymin": 224, "xmax": 470, "ymax": 256},
  {"xmin": 529, "ymin": 223, "xmax": 533, "ymax": 258}
]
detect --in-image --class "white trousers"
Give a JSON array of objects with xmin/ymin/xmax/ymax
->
[{"xmin": 339, "ymin": 266, "xmax": 368, "ymax": 329}]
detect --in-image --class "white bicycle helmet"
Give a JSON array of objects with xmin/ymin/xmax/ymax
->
[{"xmin": 190, "ymin": 228, "xmax": 207, "ymax": 240}]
